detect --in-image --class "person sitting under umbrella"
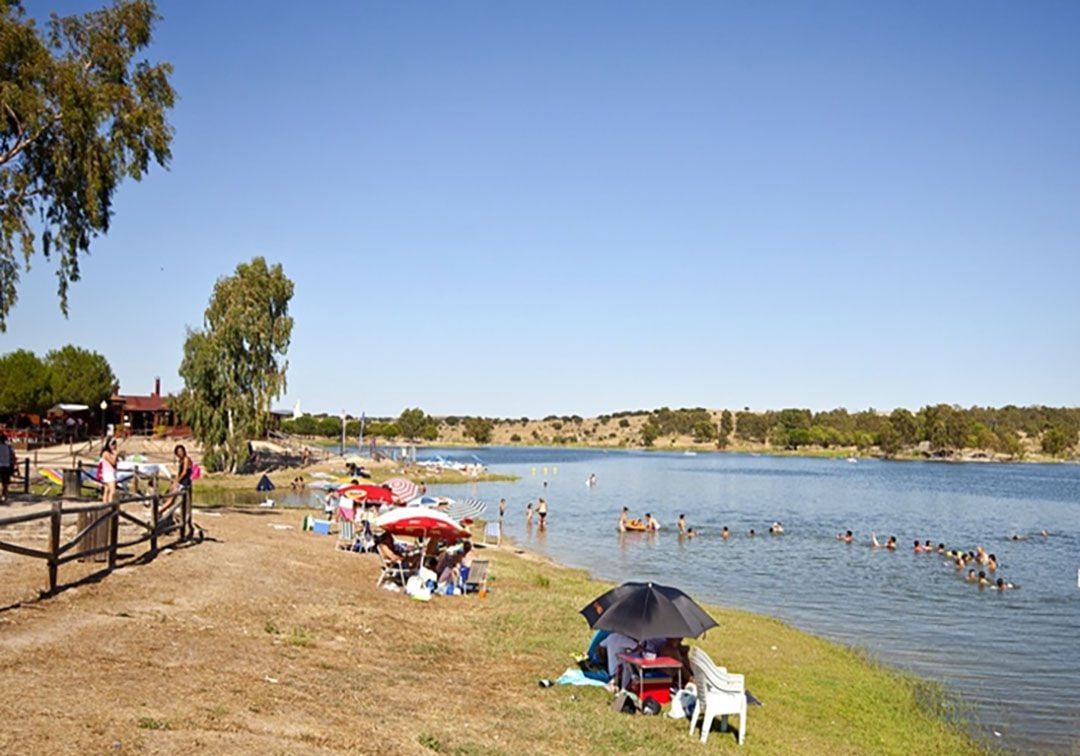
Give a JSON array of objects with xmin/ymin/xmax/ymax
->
[{"xmin": 377, "ymin": 532, "xmax": 420, "ymax": 571}]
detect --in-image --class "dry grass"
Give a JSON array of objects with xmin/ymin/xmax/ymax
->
[{"xmin": 0, "ymin": 508, "xmax": 982, "ymax": 754}]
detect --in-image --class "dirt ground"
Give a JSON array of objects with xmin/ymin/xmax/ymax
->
[{"xmin": 0, "ymin": 506, "xmax": 549, "ymax": 755}]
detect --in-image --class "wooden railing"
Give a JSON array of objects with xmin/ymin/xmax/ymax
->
[{"xmin": 0, "ymin": 488, "xmax": 194, "ymax": 595}]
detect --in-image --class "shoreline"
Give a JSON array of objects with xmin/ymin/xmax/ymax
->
[
  {"xmin": 360, "ymin": 438, "xmax": 1076, "ymax": 465},
  {"xmin": 0, "ymin": 498, "xmax": 982, "ymax": 752}
]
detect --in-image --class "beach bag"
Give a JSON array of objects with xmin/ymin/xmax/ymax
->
[{"xmin": 668, "ymin": 683, "xmax": 697, "ymax": 719}]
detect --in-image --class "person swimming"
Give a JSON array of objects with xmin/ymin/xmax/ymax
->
[
  {"xmin": 954, "ymin": 557, "xmax": 966, "ymax": 570},
  {"xmin": 871, "ymin": 532, "xmax": 881, "ymax": 548},
  {"xmin": 721, "ymin": 526, "xmax": 730, "ymax": 539},
  {"xmin": 838, "ymin": 530, "xmax": 854, "ymax": 544},
  {"xmin": 677, "ymin": 514, "xmax": 687, "ymax": 534},
  {"xmin": 769, "ymin": 521, "xmax": 784, "ymax": 534},
  {"xmin": 913, "ymin": 539, "xmax": 923, "ymax": 553},
  {"xmin": 996, "ymin": 578, "xmax": 1015, "ymax": 591},
  {"xmin": 747, "ymin": 528, "xmax": 756, "ymax": 537},
  {"xmin": 978, "ymin": 571, "xmax": 990, "ymax": 588},
  {"xmin": 645, "ymin": 513, "xmax": 660, "ymax": 532},
  {"xmin": 965, "ymin": 568, "xmax": 978, "ymax": 582},
  {"xmin": 686, "ymin": 528, "xmax": 697, "ymax": 539},
  {"xmin": 987, "ymin": 554, "xmax": 998, "ymax": 572},
  {"xmin": 924, "ymin": 540, "xmax": 932, "ymax": 551},
  {"xmin": 886, "ymin": 536, "xmax": 897, "ymax": 550},
  {"xmin": 936, "ymin": 543, "xmax": 946, "ymax": 553},
  {"xmin": 618, "ymin": 506, "xmax": 629, "ymax": 532}
]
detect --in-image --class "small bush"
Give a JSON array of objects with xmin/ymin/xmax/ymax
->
[
  {"xmin": 418, "ymin": 733, "xmax": 442, "ymax": 751},
  {"xmin": 137, "ymin": 717, "xmax": 169, "ymax": 731},
  {"xmin": 534, "ymin": 574, "xmax": 551, "ymax": 588}
]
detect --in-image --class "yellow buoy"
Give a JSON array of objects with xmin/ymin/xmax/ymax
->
[{"xmin": 531, "ymin": 467, "xmax": 537, "ymax": 476}]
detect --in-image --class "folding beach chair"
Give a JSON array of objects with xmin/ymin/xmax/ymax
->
[
  {"xmin": 482, "ymin": 521, "xmax": 501, "ymax": 546},
  {"xmin": 336, "ymin": 520, "xmax": 356, "ymax": 551},
  {"xmin": 462, "ymin": 560, "xmax": 490, "ymax": 594},
  {"xmin": 376, "ymin": 552, "xmax": 411, "ymax": 589}
]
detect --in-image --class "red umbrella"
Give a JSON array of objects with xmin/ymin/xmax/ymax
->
[
  {"xmin": 374, "ymin": 507, "xmax": 470, "ymax": 542},
  {"xmin": 338, "ymin": 484, "xmax": 395, "ymax": 505}
]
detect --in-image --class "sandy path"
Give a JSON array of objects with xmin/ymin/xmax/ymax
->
[{"xmin": 0, "ymin": 508, "xmax": 524, "ymax": 755}]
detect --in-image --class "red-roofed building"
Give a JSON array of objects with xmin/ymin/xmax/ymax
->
[{"xmin": 109, "ymin": 378, "xmax": 189, "ymax": 437}]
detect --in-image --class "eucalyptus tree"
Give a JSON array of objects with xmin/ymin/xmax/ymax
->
[
  {"xmin": 0, "ymin": 0, "xmax": 175, "ymax": 329},
  {"xmin": 179, "ymin": 258, "xmax": 293, "ymax": 472}
]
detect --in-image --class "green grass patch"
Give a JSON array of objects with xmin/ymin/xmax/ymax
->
[{"xmin": 136, "ymin": 717, "xmax": 169, "ymax": 731}]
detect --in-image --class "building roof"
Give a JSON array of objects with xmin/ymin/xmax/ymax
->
[{"xmin": 114, "ymin": 394, "xmax": 170, "ymax": 413}]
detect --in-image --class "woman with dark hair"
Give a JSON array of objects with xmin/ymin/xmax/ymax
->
[
  {"xmin": 173, "ymin": 444, "xmax": 193, "ymax": 490},
  {"xmin": 101, "ymin": 437, "xmax": 119, "ymax": 503}
]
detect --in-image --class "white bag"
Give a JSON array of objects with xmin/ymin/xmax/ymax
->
[{"xmin": 667, "ymin": 683, "xmax": 697, "ymax": 719}]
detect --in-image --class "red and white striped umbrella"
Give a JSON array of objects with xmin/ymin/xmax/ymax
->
[{"xmin": 384, "ymin": 477, "xmax": 419, "ymax": 503}]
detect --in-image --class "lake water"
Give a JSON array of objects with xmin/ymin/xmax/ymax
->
[{"xmin": 418, "ymin": 446, "xmax": 1080, "ymax": 753}]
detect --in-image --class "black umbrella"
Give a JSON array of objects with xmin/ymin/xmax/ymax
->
[{"xmin": 580, "ymin": 581, "xmax": 718, "ymax": 641}]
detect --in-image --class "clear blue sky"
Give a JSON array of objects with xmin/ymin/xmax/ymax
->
[{"xmin": 5, "ymin": 1, "xmax": 1079, "ymax": 417}]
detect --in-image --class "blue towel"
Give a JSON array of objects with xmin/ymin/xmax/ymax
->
[{"xmin": 555, "ymin": 667, "xmax": 609, "ymax": 687}]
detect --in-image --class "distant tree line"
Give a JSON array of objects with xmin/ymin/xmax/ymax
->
[
  {"xmin": 0, "ymin": 346, "xmax": 116, "ymax": 416},
  {"xmin": 281, "ymin": 408, "xmax": 494, "ymax": 444},
  {"xmin": 730, "ymin": 404, "xmax": 1079, "ymax": 458}
]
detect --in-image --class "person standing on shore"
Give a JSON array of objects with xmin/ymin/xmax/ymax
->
[
  {"xmin": 0, "ymin": 434, "xmax": 16, "ymax": 503},
  {"xmin": 100, "ymin": 437, "xmax": 119, "ymax": 504}
]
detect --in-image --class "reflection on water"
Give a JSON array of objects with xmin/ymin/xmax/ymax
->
[{"xmin": 420, "ymin": 447, "xmax": 1080, "ymax": 754}]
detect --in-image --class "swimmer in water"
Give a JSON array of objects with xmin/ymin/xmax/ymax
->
[
  {"xmin": 937, "ymin": 543, "xmax": 946, "ymax": 554},
  {"xmin": 965, "ymin": 568, "xmax": 978, "ymax": 582},
  {"xmin": 924, "ymin": 540, "xmax": 932, "ymax": 551},
  {"xmin": 748, "ymin": 528, "xmax": 756, "ymax": 537},
  {"xmin": 886, "ymin": 536, "xmax": 897, "ymax": 551},
  {"xmin": 618, "ymin": 506, "xmax": 629, "ymax": 533},
  {"xmin": 645, "ymin": 513, "xmax": 660, "ymax": 532},
  {"xmin": 978, "ymin": 571, "xmax": 990, "ymax": 588},
  {"xmin": 686, "ymin": 528, "xmax": 697, "ymax": 539},
  {"xmin": 677, "ymin": 514, "xmax": 687, "ymax": 534},
  {"xmin": 871, "ymin": 532, "xmax": 881, "ymax": 548},
  {"xmin": 721, "ymin": 526, "xmax": 730, "ymax": 539},
  {"xmin": 955, "ymin": 558, "xmax": 966, "ymax": 570},
  {"xmin": 1009, "ymin": 533, "xmax": 1026, "ymax": 541},
  {"xmin": 913, "ymin": 539, "xmax": 923, "ymax": 553},
  {"xmin": 1040, "ymin": 529, "xmax": 1049, "ymax": 538},
  {"xmin": 526, "ymin": 502, "xmax": 534, "ymax": 525},
  {"xmin": 987, "ymin": 554, "xmax": 997, "ymax": 572},
  {"xmin": 769, "ymin": 521, "xmax": 784, "ymax": 534},
  {"xmin": 996, "ymin": 578, "xmax": 1015, "ymax": 591},
  {"xmin": 838, "ymin": 530, "xmax": 854, "ymax": 544}
]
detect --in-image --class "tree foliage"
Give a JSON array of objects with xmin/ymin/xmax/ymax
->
[
  {"xmin": 0, "ymin": 0, "xmax": 175, "ymax": 329},
  {"xmin": 0, "ymin": 345, "xmax": 115, "ymax": 416},
  {"xmin": 0, "ymin": 348, "xmax": 50, "ymax": 414},
  {"xmin": 178, "ymin": 257, "xmax": 293, "ymax": 472},
  {"xmin": 44, "ymin": 344, "xmax": 115, "ymax": 406},
  {"xmin": 463, "ymin": 416, "xmax": 493, "ymax": 444}
]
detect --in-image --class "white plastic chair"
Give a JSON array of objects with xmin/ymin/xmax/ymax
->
[{"xmin": 688, "ymin": 646, "xmax": 747, "ymax": 745}]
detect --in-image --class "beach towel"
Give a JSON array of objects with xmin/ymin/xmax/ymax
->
[{"xmin": 555, "ymin": 667, "xmax": 608, "ymax": 687}]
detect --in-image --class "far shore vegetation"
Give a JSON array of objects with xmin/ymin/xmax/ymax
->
[{"xmin": 280, "ymin": 404, "xmax": 1080, "ymax": 464}]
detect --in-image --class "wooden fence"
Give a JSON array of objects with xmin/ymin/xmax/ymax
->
[{"xmin": 0, "ymin": 488, "xmax": 194, "ymax": 595}]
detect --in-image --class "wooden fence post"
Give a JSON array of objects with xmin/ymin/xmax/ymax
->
[
  {"xmin": 47, "ymin": 501, "xmax": 61, "ymax": 594},
  {"xmin": 22, "ymin": 458, "xmax": 30, "ymax": 494},
  {"xmin": 108, "ymin": 502, "xmax": 119, "ymax": 570},
  {"xmin": 181, "ymin": 488, "xmax": 191, "ymax": 540},
  {"xmin": 150, "ymin": 492, "xmax": 159, "ymax": 553}
]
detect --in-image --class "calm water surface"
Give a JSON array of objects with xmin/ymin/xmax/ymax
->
[{"xmin": 419, "ymin": 447, "xmax": 1080, "ymax": 753}]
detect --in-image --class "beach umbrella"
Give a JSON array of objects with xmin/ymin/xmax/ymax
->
[
  {"xmin": 337, "ymin": 484, "xmax": 395, "ymax": 505},
  {"xmin": 443, "ymin": 498, "xmax": 486, "ymax": 522},
  {"xmin": 407, "ymin": 495, "xmax": 453, "ymax": 508},
  {"xmin": 580, "ymin": 582, "xmax": 718, "ymax": 642},
  {"xmin": 375, "ymin": 506, "xmax": 470, "ymax": 543},
  {"xmin": 384, "ymin": 477, "xmax": 419, "ymax": 503}
]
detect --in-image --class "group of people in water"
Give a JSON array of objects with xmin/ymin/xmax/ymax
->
[
  {"xmin": 834, "ymin": 529, "xmax": 1041, "ymax": 592},
  {"xmin": 616, "ymin": 507, "xmax": 785, "ymax": 539}
]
